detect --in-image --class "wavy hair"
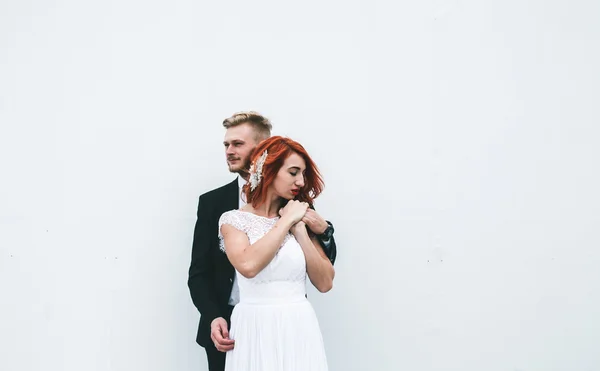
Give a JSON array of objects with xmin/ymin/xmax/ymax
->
[{"xmin": 242, "ymin": 136, "xmax": 324, "ymax": 209}]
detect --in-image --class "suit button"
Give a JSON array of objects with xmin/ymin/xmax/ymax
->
[{"xmin": 229, "ymin": 278, "xmax": 233, "ymax": 282}]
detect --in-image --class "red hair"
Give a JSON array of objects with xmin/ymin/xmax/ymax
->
[{"xmin": 243, "ymin": 136, "xmax": 324, "ymax": 209}]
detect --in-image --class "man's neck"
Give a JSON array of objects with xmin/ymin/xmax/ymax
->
[{"xmin": 237, "ymin": 170, "xmax": 249, "ymax": 182}]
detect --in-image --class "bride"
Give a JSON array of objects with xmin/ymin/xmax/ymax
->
[{"xmin": 218, "ymin": 136, "xmax": 334, "ymax": 371}]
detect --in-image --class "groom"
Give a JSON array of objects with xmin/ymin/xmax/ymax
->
[{"xmin": 188, "ymin": 111, "xmax": 338, "ymax": 371}]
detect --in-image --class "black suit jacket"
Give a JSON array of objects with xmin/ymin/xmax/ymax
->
[{"xmin": 188, "ymin": 178, "xmax": 337, "ymax": 347}]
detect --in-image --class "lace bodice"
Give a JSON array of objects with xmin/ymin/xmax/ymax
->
[{"xmin": 218, "ymin": 210, "xmax": 307, "ymax": 303}]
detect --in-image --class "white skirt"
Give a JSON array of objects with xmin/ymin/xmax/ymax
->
[{"xmin": 224, "ymin": 297, "xmax": 328, "ymax": 371}]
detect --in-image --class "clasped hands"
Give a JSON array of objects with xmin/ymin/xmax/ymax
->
[{"xmin": 279, "ymin": 200, "xmax": 328, "ymax": 236}]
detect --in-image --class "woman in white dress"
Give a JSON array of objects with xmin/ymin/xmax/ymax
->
[{"xmin": 218, "ymin": 136, "xmax": 335, "ymax": 371}]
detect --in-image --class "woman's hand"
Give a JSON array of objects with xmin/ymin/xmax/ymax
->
[
  {"xmin": 278, "ymin": 200, "xmax": 309, "ymax": 225},
  {"xmin": 290, "ymin": 221, "xmax": 308, "ymax": 238}
]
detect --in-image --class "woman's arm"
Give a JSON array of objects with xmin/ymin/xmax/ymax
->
[
  {"xmin": 293, "ymin": 223, "xmax": 335, "ymax": 292},
  {"xmin": 221, "ymin": 200, "xmax": 309, "ymax": 278},
  {"xmin": 221, "ymin": 216, "xmax": 295, "ymax": 278}
]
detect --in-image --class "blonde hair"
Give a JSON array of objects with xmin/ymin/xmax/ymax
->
[{"xmin": 222, "ymin": 111, "xmax": 272, "ymax": 142}]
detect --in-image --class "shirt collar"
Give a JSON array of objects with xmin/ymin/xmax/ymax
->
[{"xmin": 238, "ymin": 175, "xmax": 247, "ymax": 189}]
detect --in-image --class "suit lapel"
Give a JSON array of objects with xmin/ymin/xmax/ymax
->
[{"xmin": 222, "ymin": 177, "xmax": 239, "ymax": 212}]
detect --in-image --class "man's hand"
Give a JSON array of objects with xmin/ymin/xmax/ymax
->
[
  {"xmin": 210, "ymin": 317, "xmax": 235, "ymax": 352},
  {"xmin": 302, "ymin": 209, "xmax": 328, "ymax": 235}
]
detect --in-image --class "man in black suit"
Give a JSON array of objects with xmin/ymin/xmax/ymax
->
[{"xmin": 188, "ymin": 111, "xmax": 338, "ymax": 371}]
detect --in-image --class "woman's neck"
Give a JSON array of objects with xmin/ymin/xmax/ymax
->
[{"xmin": 244, "ymin": 191, "xmax": 282, "ymax": 218}]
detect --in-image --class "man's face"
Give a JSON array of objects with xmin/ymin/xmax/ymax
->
[{"xmin": 223, "ymin": 123, "xmax": 259, "ymax": 174}]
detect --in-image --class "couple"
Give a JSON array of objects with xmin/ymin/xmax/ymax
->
[{"xmin": 188, "ymin": 112, "xmax": 339, "ymax": 371}]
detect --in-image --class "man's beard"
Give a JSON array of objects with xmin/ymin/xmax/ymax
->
[{"xmin": 228, "ymin": 157, "xmax": 251, "ymax": 177}]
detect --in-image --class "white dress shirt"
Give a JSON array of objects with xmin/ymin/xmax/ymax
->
[{"xmin": 228, "ymin": 176, "xmax": 247, "ymax": 306}]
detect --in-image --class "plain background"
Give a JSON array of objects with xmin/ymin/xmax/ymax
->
[{"xmin": 1, "ymin": 1, "xmax": 599, "ymax": 370}]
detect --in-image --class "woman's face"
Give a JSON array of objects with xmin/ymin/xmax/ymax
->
[{"xmin": 271, "ymin": 152, "xmax": 306, "ymax": 200}]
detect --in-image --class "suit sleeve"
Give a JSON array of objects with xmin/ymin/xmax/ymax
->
[
  {"xmin": 318, "ymin": 222, "xmax": 337, "ymax": 266},
  {"xmin": 308, "ymin": 204, "xmax": 338, "ymax": 266},
  {"xmin": 188, "ymin": 196, "xmax": 222, "ymax": 325}
]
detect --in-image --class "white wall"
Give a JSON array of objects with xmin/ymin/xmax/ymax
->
[{"xmin": 1, "ymin": 1, "xmax": 599, "ymax": 370}]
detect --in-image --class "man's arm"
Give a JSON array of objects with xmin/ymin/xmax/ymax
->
[
  {"xmin": 317, "ymin": 221, "xmax": 337, "ymax": 265},
  {"xmin": 187, "ymin": 196, "xmax": 222, "ymax": 325},
  {"xmin": 302, "ymin": 208, "xmax": 338, "ymax": 265}
]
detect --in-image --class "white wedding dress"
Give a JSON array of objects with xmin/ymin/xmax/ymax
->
[{"xmin": 218, "ymin": 210, "xmax": 328, "ymax": 371}]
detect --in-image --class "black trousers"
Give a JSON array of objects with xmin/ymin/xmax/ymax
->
[{"xmin": 205, "ymin": 344, "xmax": 226, "ymax": 371}]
